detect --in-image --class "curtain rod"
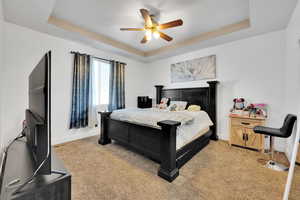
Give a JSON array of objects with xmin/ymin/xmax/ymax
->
[{"xmin": 70, "ymin": 51, "xmax": 126, "ymax": 65}]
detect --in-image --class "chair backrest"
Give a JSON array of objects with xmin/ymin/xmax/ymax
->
[{"xmin": 280, "ymin": 114, "xmax": 297, "ymax": 138}]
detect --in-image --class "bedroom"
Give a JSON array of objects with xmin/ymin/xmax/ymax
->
[{"xmin": 0, "ymin": 0, "xmax": 300, "ymax": 199}]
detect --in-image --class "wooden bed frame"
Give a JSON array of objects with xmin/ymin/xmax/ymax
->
[{"xmin": 98, "ymin": 81, "xmax": 218, "ymax": 182}]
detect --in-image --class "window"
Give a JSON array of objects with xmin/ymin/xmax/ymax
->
[{"xmin": 91, "ymin": 58, "xmax": 111, "ymax": 105}]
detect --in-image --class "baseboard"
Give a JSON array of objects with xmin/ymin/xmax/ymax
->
[
  {"xmin": 218, "ymin": 139, "xmax": 229, "ymax": 143},
  {"xmin": 52, "ymin": 131, "xmax": 99, "ymax": 145}
]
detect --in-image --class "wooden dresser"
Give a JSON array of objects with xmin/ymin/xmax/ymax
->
[{"xmin": 229, "ymin": 114, "xmax": 266, "ymax": 152}]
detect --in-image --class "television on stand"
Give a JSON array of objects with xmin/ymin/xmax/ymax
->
[
  {"xmin": 13, "ymin": 51, "xmax": 65, "ymax": 194},
  {"xmin": 25, "ymin": 50, "xmax": 52, "ymax": 175}
]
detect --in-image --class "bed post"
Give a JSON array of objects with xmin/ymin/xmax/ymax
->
[
  {"xmin": 98, "ymin": 112, "xmax": 112, "ymax": 145},
  {"xmin": 157, "ymin": 120, "xmax": 181, "ymax": 182},
  {"xmin": 155, "ymin": 85, "xmax": 164, "ymax": 105},
  {"xmin": 207, "ymin": 81, "xmax": 219, "ymax": 141}
]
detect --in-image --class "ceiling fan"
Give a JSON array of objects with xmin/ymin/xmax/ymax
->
[{"xmin": 120, "ymin": 9, "xmax": 183, "ymax": 44}]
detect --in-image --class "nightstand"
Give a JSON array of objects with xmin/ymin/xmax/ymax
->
[
  {"xmin": 137, "ymin": 96, "xmax": 152, "ymax": 108},
  {"xmin": 229, "ymin": 114, "xmax": 266, "ymax": 152}
]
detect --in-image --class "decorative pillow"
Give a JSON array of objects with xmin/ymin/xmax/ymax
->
[
  {"xmin": 187, "ymin": 105, "xmax": 201, "ymax": 112},
  {"xmin": 158, "ymin": 97, "xmax": 169, "ymax": 109},
  {"xmin": 168, "ymin": 101, "xmax": 187, "ymax": 111},
  {"xmin": 168, "ymin": 104, "xmax": 177, "ymax": 111}
]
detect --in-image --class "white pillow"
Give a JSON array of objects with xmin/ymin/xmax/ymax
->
[{"xmin": 168, "ymin": 101, "xmax": 187, "ymax": 111}]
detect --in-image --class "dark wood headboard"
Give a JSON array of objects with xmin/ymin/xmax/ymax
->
[{"xmin": 155, "ymin": 81, "xmax": 219, "ymax": 140}]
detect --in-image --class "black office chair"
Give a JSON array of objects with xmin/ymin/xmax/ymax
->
[{"xmin": 253, "ymin": 114, "xmax": 297, "ymax": 171}]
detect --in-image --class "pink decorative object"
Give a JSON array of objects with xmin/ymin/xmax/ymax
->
[
  {"xmin": 254, "ymin": 103, "xmax": 268, "ymax": 118},
  {"xmin": 254, "ymin": 103, "xmax": 267, "ymax": 107}
]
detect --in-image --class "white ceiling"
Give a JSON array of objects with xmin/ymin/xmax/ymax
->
[{"xmin": 2, "ymin": 0, "xmax": 298, "ymax": 62}]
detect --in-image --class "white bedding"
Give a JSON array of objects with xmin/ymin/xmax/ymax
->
[
  {"xmin": 176, "ymin": 111, "xmax": 212, "ymax": 149},
  {"xmin": 110, "ymin": 108, "xmax": 213, "ymax": 150},
  {"xmin": 111, "ymin": 108, "xmax": 195, "ymax": 129}
]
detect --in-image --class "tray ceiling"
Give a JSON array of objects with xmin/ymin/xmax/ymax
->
[
  {"xmin": 3, "ymin": 0, "xmax": 298, "ymax": 62},
  {"xmin": 51, "ymin": 0, "xmax": 250, "ymax": 52}
]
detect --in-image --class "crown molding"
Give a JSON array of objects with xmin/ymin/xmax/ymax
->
[
  {"xmin": 48, "ymin": 16, "xmax": 145, "ymax": 57},
  {"xmin": 145, "ymin": 19, "xmax": 250, "ymax": 57}
]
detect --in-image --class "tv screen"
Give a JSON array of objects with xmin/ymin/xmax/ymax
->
[{"xmin": 26, "ymin": 51, "xmax": 51, "ymax": 175}]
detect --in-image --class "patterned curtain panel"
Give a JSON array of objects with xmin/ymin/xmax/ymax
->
[
  {"xmin": 70, "ymin": 53, "xmax": 91, "ymax": 129},
  {"xmin": 108, "ymin": 61, "xmax": 126, "ymax": 111}
]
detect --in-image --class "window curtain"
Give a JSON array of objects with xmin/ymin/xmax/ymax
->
[
  {"xmin": 108, "ymin": 61, "xmax": 126, "ymax": 111},
  {"xmin": 70, "ymin": 53, "xmax": 91, "ymax": 129}
]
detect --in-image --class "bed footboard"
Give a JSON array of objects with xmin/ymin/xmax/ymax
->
[
  {"xmin": 98, "ymin": 112, "xmax": 210, "ymax": 183},
  {"xmin": 157, "ymin": 120, "xmax": 181, "ymax": 182}
]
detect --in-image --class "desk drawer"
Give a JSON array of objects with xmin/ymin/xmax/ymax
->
[{"xmin": 231, "ymin": 118, "xmax": 263, "ymax": 129}]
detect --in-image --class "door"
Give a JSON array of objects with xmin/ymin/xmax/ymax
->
[
  {"xmin": 231, "ymin": 126, "xmax": 246, "ymax": 147},
  {"xmin": 245, "ymin": 128, "xmax": 262, "ymax": 150}
]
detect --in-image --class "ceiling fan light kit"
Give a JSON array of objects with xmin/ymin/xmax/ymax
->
[
  {"xmin": 153, "ymin": 31, "xmax": 160, "ymax": 39},
  {"xmin": 120, "ymin": 8, "xmax": 183, "ymax": 44},
  {"xmin": 145, "ymin": 29, "xmax": 152, "ymax": 41}
]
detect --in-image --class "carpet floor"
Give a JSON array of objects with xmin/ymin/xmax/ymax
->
[{"xmin": 54, "ymin": 136, "xmax": 300, "ymax": 200}]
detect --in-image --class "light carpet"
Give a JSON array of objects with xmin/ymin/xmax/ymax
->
[{"xmin": 54, "ymin": 136, "xmax": 300, "ymax": 200}]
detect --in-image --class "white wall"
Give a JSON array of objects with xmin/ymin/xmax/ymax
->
[
  {"xmin": 145, "ymin": 31, "xmax": 287, "ymax": 151},
  {"xmin": 284, "ymin": 1, "xmax": 300, "ymax": 160},
  {"xmin": 0, "ymin": 0, "xmax": 5, "ymax": 152},
  {"xmin": 1, "ymin": 22, "xmax": 148, "ymax": 148}
]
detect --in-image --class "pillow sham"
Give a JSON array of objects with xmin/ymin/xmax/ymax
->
[
  {"xmin": 187, "ymin": 105, "xmax": 201, "ymax": 111},
  {"xmin": 168, "ymin": 101, "xmax": 187, "ymax": 111}
]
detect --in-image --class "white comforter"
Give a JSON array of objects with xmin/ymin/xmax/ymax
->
[
  {"xmin": 110, "ymin": 108, "xmax": 214, "ymax": 149},
  {"xmin": 111, "ymin": 108, "xmax": 196, "ymax": 129}
]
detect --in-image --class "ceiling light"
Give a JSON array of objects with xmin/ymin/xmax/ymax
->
[
  {"xmin": 145, "ymin": 30, "xmax": 152, "ymax": 41},
  {"xmin": 153, "ymin": 31, "xmax": 160, "ymax": 39}
]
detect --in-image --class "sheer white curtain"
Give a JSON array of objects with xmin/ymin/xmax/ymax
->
[{"xmin": 89, "ymin": 58, "xmax": 111, "ymax": 127}]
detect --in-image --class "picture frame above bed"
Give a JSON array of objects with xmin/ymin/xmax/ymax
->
[
  {"xmin": 99, "ymin": 81, "xmax": 219, "ymax": 182},
  {"xmin": 170, "ymin": 55, "xmax": 217, "ymax": 83}
]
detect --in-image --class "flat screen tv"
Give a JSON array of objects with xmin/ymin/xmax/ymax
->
[{"xmin": 26, "ymin": 51, "xmax": 51, "ymax": 175}]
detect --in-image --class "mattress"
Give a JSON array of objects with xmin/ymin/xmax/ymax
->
[
  {"xmin": 177, "ymin": 127, "xmax": 210, "ymax": 150},
  {"xmin": 110, "ymin": 108, "xmax": 213, "ymax": 150}
]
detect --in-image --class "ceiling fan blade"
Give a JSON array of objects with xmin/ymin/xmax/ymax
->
[
  {"xmin": 120, "ymin": 28, "xmax": 144, "ymax": 31},
  {"xmin": 159, "ymin": 19, "xmax": 183, "ymax": 30},
  {"xmin": 140, "ymin": 9, "xmax": 153, "ymax": 27},
  {"xmin": 141, "ymin": 36, "xmax": 148, "ymax": 44},
  {"xmin": 159, "ymin": 32, "xmax": 173, "ymax": 42}
]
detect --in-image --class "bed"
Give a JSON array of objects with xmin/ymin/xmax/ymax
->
[{"xmin": 98, "ymin": 81, "xmax": 218, "ymax": 182}]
